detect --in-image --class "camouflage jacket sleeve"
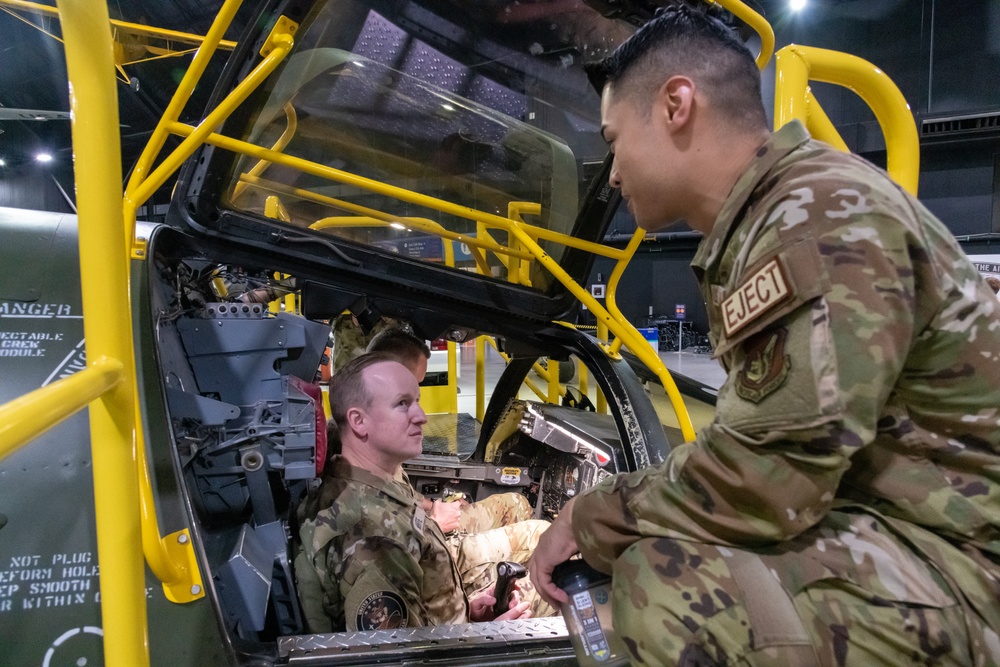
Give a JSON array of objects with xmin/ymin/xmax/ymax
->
[
  {"xmin": 337, "ymin": 535, "xmax": 433, "ymax": 630},
  {"xmin": 573, "ymin": 131, "xmax": 957, "ymax": 572}
]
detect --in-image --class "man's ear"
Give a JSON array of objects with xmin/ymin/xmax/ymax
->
[
  {"xmin": 658, "ymin": 75, "xmax": 695, "ymax": 130},
  {"xmin": 345, "ymin": 406, "xmax": 368, "ymax": 439}
]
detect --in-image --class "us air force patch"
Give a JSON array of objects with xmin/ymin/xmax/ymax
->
[
  {"xmin": 356, "ymin": 591, "xmax": 407, "ymax": 630},
  {"xmin": 736, "ymin": 328, "xmax": 790, "ymax": 403}
]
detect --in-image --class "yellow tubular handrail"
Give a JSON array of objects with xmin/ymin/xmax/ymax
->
[
  {"xmin": 0, "ymin": 359, "xmax": 123, "ymax": 460},
  {"xmin": 508, "ymin": 201, "xmax": 542, "ymax": 286},
  {"xmin": 125, "ymin": 29, "xmax": 295, "ymax": 215},
  {"xmin": 232, "ymin": 102, "xmax": 299, "ymax": 200},
  {"xmin": 308, "ymin": 211, "xmax": 511, "ymax": 265},
  {"xmin": 710, "ymin": 0, "xmax": 774, "ymax": 70},
  {"xmin": 605, "ymin": 231, "xmax": 696, "ymax": 441},
  {"xmin": 1, "ymin": 0, "xmax": 238, "ymax": 49},
  {"xmin": 123, "ymin": 0, "xmax": 244, "ymax": 225},
  {"xmin": 774, "ymin": 44, "xmax": 920, "ymax": 195},
  {"xmin": 193, "ymin": 130, "xmax": 632, "ymax": 260},
  {"xmin": 59, "ymin": 0, "xmax": 149, "ymax": 663},
  {"xmin": 222, "ymin": 131, "xmax": 691, "ymax": 434}
]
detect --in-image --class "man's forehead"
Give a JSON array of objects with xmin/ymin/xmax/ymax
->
[{"xmin": 363, "ymin": 361, "xmax": 417, "ymax": 394}]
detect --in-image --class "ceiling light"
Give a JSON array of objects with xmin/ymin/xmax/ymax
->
[
  {"xmin": 34, "ymin": 152, "xmax": 53, "ymax": 163},
  {"xmin": 790, "ymin": 0, "xmax": 807, "ymax": 11},
  {"xmin": 441, "ymin": 103, "xmax": 455, "ymax": 111},
  {"xmin": 389, "ymin": 222, "xmax": 406, "ymax": 230},
  {"xmin": 0, "ymin": 159, "xmax": 6, "ymax": 167}
]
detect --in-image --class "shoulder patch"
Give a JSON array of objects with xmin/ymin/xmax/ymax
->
[
  {"xmin": 722, "ymin": 258, "xmax": 791, "ymax": 338},
  {"xmin": 356, "ymin": 591, "xmax": 408, "ymax": 630},
  {"xmin": 736, "ymin": 328, "xmax": 791, "ymax": 403}
]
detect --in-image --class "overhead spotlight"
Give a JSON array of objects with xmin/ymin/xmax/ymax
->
[
  {"xmin": 35, "ymin": 153, "xmax": 53, "ymax": 163},
  {"xmin": 0, "ymin": 159, "xmax": 5, "ymax": 167},
  {"xmin": 790, "ymin": 0, "xmax": 807, "ymax": 11}
]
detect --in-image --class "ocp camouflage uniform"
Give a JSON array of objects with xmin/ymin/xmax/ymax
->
[
  {"xmin": 573, "ymin": 121, "xmax": 1000, "ymax": 665},
  {"xmin": 442, "ymin": 492, "xmax": 554, "ymax": 616},
  {"xmin": 295, "ymin": 457, "xmax": 468, "ymax": 632},
  {"xmin": 330, "ymin": 314, "xmax": 398, "ymax": 373}
]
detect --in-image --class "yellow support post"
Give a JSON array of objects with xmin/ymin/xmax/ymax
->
[
  {"xmin": 547, "ymin": 361, "xmax": 560, "ymax": 404},
  {"xmin": 59, "ymin": 0, "xmax": 148, "ymax": 663},
  {"xmin": 802, "ymin": 89, "xmax": 850, "ymax": 152},
  {"xmin": 476, "ymin": 336, "xmax": 486, "ymax": 422},
  {"xmin": 602, "ymin": 230, "xmax": 696, "ymax": 440},
  {"xmin": 596, "ymin": 322, "xmax": 609, "ymax": 415}
]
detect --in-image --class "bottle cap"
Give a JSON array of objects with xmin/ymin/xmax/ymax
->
[{"xmin": 552, "ymin": 559, "xmax": 610, "ymax": 595}]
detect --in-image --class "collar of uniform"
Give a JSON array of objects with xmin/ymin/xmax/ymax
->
[
  {"xmin": 328, "ymin": 456, "xmax": 417, "ymax": 507},
  {"xmin": 692, "ymin": 120, "xmax": 810, "ymax": 273}
]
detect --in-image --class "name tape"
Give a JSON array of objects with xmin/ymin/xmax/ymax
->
[{"xmin": 721, "ymin": 259, "xmax": 791, "ymax": 338}]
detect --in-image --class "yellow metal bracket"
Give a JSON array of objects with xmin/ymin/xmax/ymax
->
[
  {"xmin": 261, "ymin": 15, "xmax": 298, "ymax": 58},
  {"xmin": 131, "ymin": 234, "xmax": 148, "ymax": 260},
  {"xmin": 159, "ymin": 529, "xmax": 205, "ymax": 603}
]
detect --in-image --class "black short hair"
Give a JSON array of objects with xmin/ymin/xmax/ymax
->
[{"xmin": 591, "ymin": 3, "xmax": 766, "ymax": 130}]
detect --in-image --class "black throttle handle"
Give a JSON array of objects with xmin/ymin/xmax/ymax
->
[{"xmin": 492, "ymin": 561, "xmax": 527, "ymax": 617}]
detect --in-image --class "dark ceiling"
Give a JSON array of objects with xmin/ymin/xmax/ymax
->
[
  {"xmin": 0, "ymin": 0, "xmax": 859, "ymax": 212},
  {"xmin": 0, "ymin": 0, "xmax": 246, "ymax": 198}
]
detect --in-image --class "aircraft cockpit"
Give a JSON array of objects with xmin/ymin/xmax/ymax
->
[{"xmin": 147, "ymin": 224, "xmax": 670, "ymax": 658}]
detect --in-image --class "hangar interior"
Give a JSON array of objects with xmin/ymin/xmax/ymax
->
[
  {"xmin": 1, "ymin": 0, "xmax": 999, "ymax": 338},
  {"xmin": 2, "ymin": 2, "xmax": 1000, "ymax": 665}
]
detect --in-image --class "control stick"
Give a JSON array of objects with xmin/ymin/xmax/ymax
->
[{"xmin": 492, "ymin": 561, "xmax": 527, "ymax": 617}]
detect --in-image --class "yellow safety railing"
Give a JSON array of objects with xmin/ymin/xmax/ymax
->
[
  {"xmin": 123, "ymin": 0, "xmax": 289, "ymax": 241},
  {"xmin": 711, "ymin": 0, "xmax": 774, "ymax": 69},
  {"xmin": 232, "ymin": 102, "xmax": 299, "ymax": 200},
  {"xmin": 173, "ymin": 121, "xmax": 695, "ymax": 439},
  {"xmin": 774, "ymin": 44, "xmax": 920, "ymax": 195},
  {"xmin": 0, "ymin": 0, "xmax": 238, "ymax": 52},
  {"xmin": 0, "ymin": 360, "xmax": 123, "ymax": 458},
  {"xmin": 7, "ymin": 1, "xmax": 150, "ymax": 664}
]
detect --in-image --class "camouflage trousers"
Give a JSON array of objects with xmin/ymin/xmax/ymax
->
[
  {"xmin": 448, "ymin": 493, "xmax": 556, "ymax": 617},
  {"xmin": 610, "ymin": 509, "xmax": 1000, "ymax": 666}
]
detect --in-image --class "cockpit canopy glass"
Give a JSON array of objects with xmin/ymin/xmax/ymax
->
[{"xmin": 221, "ymin": 0, "xmax": 635, "ymax": 293}]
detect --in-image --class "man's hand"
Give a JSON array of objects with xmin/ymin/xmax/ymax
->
[
  {"xmin": 469, "ymin": 583, "xmax": 531, "ymax": 622},
  {"xmin": 430, "ymin": 499, "xmax": 462, "ymax": 533},
  {"xmin": 527, "ymin": 496, "xmax": 579, "ymax": 607}
]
